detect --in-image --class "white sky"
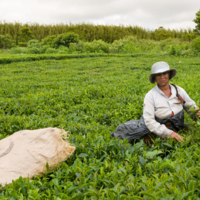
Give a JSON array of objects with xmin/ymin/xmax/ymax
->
[{"xmin": 0, "ymin": 0, "xmax": 199, "ymax": 30}]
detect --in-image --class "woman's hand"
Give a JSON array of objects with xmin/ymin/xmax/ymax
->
[
  {"xmin": 196, "ymin": 109, "xmax": 200, "ymax": 118},
  {"xmin": 170, "ymin": 132, "xmax": 183, "ymax": 143}
]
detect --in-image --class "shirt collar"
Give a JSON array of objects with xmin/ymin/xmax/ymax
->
[{"xmin": 155, "ymin": 84, "xmax": 176, "ymax": 99}]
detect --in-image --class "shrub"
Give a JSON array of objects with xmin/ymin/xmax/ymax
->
[
  {"xmin": 192, "ymin": 37, "xmax": 200, "ymax": 52},
  {"xmin": 83, "ymin": 40, "xmax": 110, "ymax": 53},
  {"xmin": 41, "ymin": 35, "xmax": 56, "ymax": 46},
  {"xmin": 58, "ymin": 45, "xmax": 69, "ymax": 53},
  {"xmin": 181, "ymin": 49, "xmax": 192, "ymax": 56},
  {"xmin": 27, "ymin": 47, "xmax": 40, "ymax": 54},
  {"xmin": 57, "ymin": 50, "xmax": 67, "ymax": 54},
  {"xmin": 40, "ymin": 45, "xmax": 51, "ymax": 54},
  {"xmin": 169, "ymin": 45, "xmax": 176, "ymax": 55},
  {"xmin": 76, "ymin": 41, "xmax": 84, "ymax": 53},
  {"xmin": 18, "ymin": 42, "xmax": 27, "ymax": 47},
  {"xmin": 8, "ymin": 47, "xmax": 27, "ymax": 54},
  {"xmin": 28, "ymin": 39, "xmax": 40, "ymax": 48},
  {"xmin": 69, "ymin": 43, "xmax": 77, "ymax": 53},
  {"xmin": 52, "ymin": 32, "xmax": 79, "ymax": 48},
  {"xmin": 45, "ymin": 48, "xmax": 57, "ymax": 54},
  {"xmin": 0, "ymin": 34, "xmax": 15, "ymax": 49},
  {"xmin": 109, "ymin": 36, "xmax": 137, "ymax": 53}
]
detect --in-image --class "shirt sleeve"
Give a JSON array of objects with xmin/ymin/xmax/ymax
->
[
  {"xmin": 143, "ymin": 93, "xmax": 173, "ymax": 139},
  {"xmin": 177, "ymin": 86, "xmax": 198, "ymax": 111}
]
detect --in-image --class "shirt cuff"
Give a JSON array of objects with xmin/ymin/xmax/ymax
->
[{"xmin": 162, "ymin": 128, "xmax": 173, "ymax": 139}]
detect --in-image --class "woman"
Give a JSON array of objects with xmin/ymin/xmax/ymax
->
[
  {"xmin": 143, "ymin": 61, "xmax": 200, "ymax": 143},
  {"xmin": 111, "ymin": 61, "xmax": 200, "ymax": 144}
]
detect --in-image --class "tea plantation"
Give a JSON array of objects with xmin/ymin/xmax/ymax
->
[{"xmin": 0, "ymin": 55, "xmax": 200, "ymax": 199}]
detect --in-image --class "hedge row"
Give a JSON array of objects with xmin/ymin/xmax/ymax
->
[{"xmin": 0, "ymin": 53, "xmax": 160, "ymax": 64}]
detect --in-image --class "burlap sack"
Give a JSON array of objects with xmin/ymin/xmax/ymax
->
[{"xmin": 0, "ymin": 128, "xmax": 75, "ymax": 186}]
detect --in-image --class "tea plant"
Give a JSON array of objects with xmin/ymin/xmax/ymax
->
[{"xmin": 0, "ymin": 56, "xmax": 200, "ymax": 199}]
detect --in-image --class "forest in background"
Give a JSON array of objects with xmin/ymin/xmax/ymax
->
[
  {"xmin": 0, "ymin": 21, "xmax": 196, "ymax": 44},
  {"xmin": 0, "ymin": 9, "xmax": 200, "ymax": 56}
]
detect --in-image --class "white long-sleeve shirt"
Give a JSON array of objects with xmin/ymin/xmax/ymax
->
[{"xmin": 143, "ymin": 84, "xmax": 198, "ymax": 139}]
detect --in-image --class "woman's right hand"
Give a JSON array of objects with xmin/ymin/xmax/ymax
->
[{"xmin": 170, "ymin": 132, "xmax": 183, "ymax": 143}]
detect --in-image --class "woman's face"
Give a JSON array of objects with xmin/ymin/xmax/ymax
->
[{"xmin": 155, "ymin": 72, "xmax": 170, "ymax": 87}]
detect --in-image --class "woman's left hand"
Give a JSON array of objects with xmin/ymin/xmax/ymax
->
[
  {"xmin": 196, "ymin": 108, "xmax": 200, "ymax": 118},
  {"xmin": 197, "ymin": 110, "xmax": 200, "ymax": 118}
]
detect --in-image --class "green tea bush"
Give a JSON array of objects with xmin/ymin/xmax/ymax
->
[{"xmin": 0, "ymin": 56, "xmax": 200, "ymax": 199}]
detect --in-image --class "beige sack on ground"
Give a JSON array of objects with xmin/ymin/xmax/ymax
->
[{"xmin": 0, "ymin": 128, "xmax": 75, "ymax": 186}]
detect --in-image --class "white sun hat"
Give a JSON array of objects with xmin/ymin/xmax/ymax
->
[{"xmin": 149, "ymin": 61, "xmax": 177, "ymax": 83}]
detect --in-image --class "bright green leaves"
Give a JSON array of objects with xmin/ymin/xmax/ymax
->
[
  {"xmin": 145, "ymin": 150, "xmax": 163, "ymax": 159},
  {"xmin": 0, "ymin": 56, "xmax": 200, "ymax": 199}
]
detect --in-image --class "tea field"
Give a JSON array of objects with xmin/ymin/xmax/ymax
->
[{"xmin": 0, "ymin": 55, "xmax": 200, "ymax": 199}]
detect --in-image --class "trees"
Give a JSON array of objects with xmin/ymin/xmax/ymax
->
[
  {"xmin": 19, "ymin": 27, "xmax": 34, "ymax": 43},
  {"xmin": 0, "ymin": 34, "xmax": 15, "ymax": 49},
  {"xmin": 193, "ymin": 9, "xmax": 200, "ymax": 34}
]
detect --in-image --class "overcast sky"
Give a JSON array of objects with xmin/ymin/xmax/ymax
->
[{"xmin": 1, "ymin": 0, "xmax": 199, "ymax": 30}]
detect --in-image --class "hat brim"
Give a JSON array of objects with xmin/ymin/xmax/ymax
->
[{"xmin": 149, "ymin": 68, "xmax": 177, "ymax": 84}]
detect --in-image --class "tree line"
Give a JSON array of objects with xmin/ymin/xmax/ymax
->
[{"xmin": 0, "ymin": 21, "xmax": 196, "ymax": 45}]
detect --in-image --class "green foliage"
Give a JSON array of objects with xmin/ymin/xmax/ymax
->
[
  {"xmin": 45, "ymin": 47, "xmax": 57, "ymax": 54},
  {"xmin": 40, "ymin": 45, "xmax": 51, "ymax": 54},
  {"xmin": 27, "ymin": 39, "xmax": 40, "ymax": 48},
  {"xmin": 18, "ymin": 42, "xmax": 27, "ymax": 47},
  {"xmin": 69, "ymin": 43, "xmax": 77, "ymax": 54},
  {"xmin": 109, "ymin": 36, "xmax": 137, "ymax": 53},
  {"xmin": 27, "ymin": 47, "xmax": 40, "ymax": 54},
  {"xmin": 19, "ymin": 27, "xmax": 34, "ymax": 43},
  {"xmin": 0, "ymin": 34, "xmax": 15, "ymax": 49},
  {"xmin": 65, "ymin": 26, "xmax": 86, "ymax": 41},
  {"xmin": 52, "ymin": 32, "xmax": 79, "ymax": 48},
  {"xmin": 169, "ymin": 45, "xmax": 176, "ymax": 55},
  {"xmin": 40, "ymin": 35, "xmax": 56, "ymax": 46},
  {"xmin": 0, "ymin": 35, "xmax": 197, "ymax": 56},
  {"xmin": 8, "ymin": 47, "xmax": 27, "ymax": 54},
  {"xmin": 192, "ymin": 36, "xmax": 200, "ymax": 52},
  {"xmin": 154, "ymin": 27, "xmax": 171, "ymax": 40},
  {"xmin": 0, "ymin": 21, "xmax": 195, "ymax": 46},
  {"xmin": 193, "ymin": 9, "xmax": 200, "ymax": 34},
  {"xmin": 57, "ymin": 45, "xmax": 69, "ymax": 54},
  {"xmin": 83, "ymin": 39, "xmax": 110, "ymax": 53},
  {"xmin": 182, "ymin": 34, "xmax": 196, "ymax": 41},
  {"xmin": 0, "ymin": 56, "xmax": 200, "ymax": 199}
]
